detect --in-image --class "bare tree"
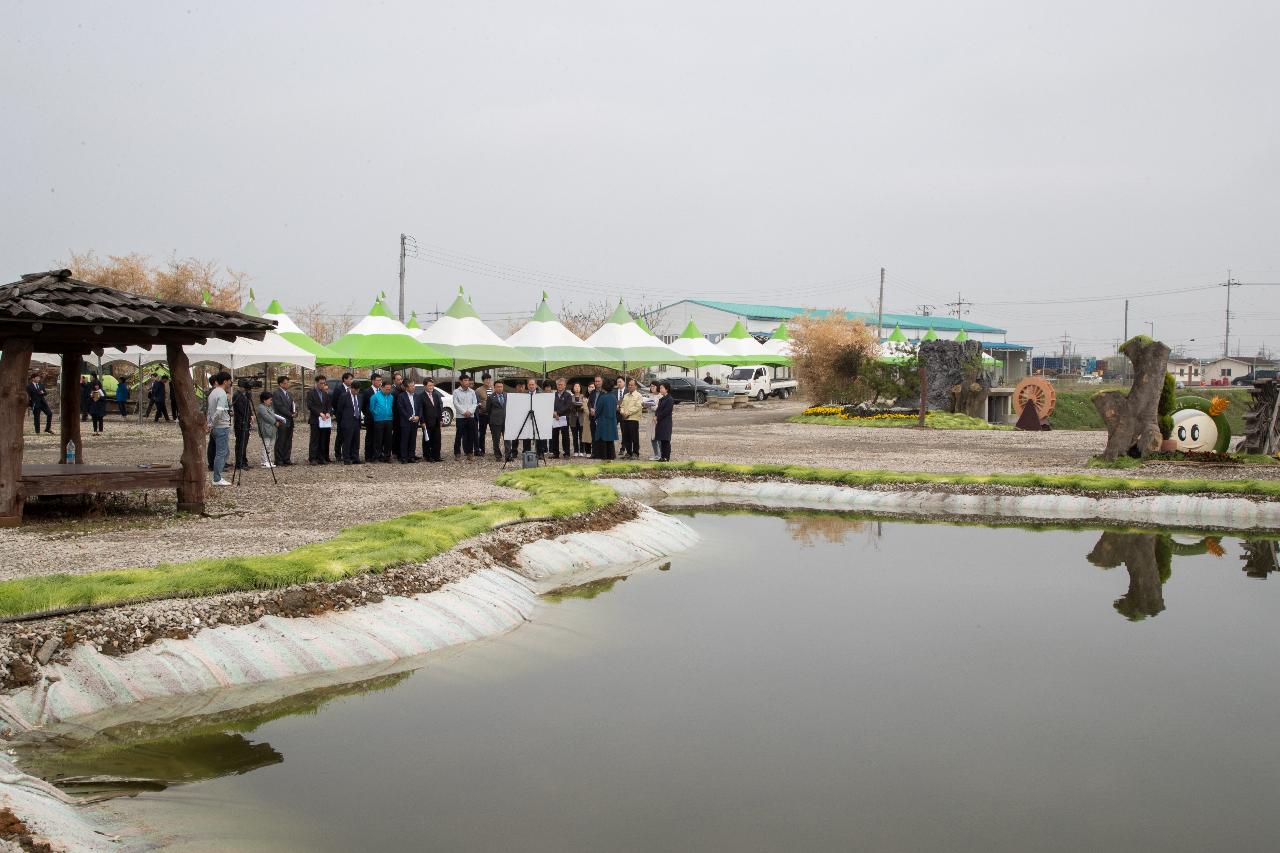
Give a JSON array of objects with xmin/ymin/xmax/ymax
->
[{"xmin": 66, "ymin": 251, "xmax": 246, "ymax": 309}]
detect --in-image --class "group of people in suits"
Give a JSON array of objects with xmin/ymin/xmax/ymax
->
[
  {"xmin": 305, "ymin": 371, "xmax": 450, "ymax": 465},
  {"xmin": 296, "ymin": 370, "xmax": 676, "ymax": 467}
]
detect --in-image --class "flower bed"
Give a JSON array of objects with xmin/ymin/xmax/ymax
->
[{"xmin": 792, "ymin": 408, "xmax": 1009, "ymax": 430}]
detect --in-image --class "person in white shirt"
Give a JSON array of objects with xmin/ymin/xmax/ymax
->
[{"xmin": 451, "ymin": 374, "xmax": 479, "ymax": 459}]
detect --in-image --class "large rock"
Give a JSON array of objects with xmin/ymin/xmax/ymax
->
[{"xmin": 917, "ymin": 340, "xmax": 990, "ymax": 412}]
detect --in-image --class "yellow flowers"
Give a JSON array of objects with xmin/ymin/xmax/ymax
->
[
  {"xmin": 1209, "ymin": 396, "xmax": 1230, "ymax": 417},
  {"xmin": 800, "ymin": 406, "xmax": 916, "ymax": 422}
]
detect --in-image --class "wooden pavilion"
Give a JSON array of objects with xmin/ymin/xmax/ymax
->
[{"xmin": 0, "ymin": 270, "xmax": 275, "ymax": 526}]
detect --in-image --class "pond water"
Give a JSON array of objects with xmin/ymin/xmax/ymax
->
[{"xmin": 31, "ymin": 513, "xmax": 1280, "ymax": 851}]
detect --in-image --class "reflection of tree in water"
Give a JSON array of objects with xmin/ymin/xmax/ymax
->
[
  {"xmin": 1086, "ymin": 531, "xmax": 1280, "ymax": 620},
  {"xmin": 1087, "ymin": 532, "xmax": 1174, "ymax": 621},
  {"xmin": 23, "ymin": 670, "xmax": 411, "ymax": 795},
  {"xmin": 1240, "ymin": 539, "xmax": 1280, "ymax": 579},
  {"xmin": 543, "ymin": 575, "xmax": 628, "ymax": 603},
  {"xmin": 783, "ymin": 513, "xmax": 868, "ymax": 547}
]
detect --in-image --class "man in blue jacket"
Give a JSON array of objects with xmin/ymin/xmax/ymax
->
[{"xmin": 368, "ymin": 379, "xmax": 396, "ymax": 462}]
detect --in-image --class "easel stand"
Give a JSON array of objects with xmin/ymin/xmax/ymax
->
[{"xmin": 501, "ymin": 395, "xmax": 546, "ymax": 470}]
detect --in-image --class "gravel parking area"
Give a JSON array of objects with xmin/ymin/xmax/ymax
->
[{"xmin": 2, "ymin": 402, "xmax": 1275, "ymax": 581}]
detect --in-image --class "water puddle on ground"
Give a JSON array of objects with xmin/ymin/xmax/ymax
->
[{"xmin": 22, "ymin": 513, "xmax": 1280, "ymax": 852}]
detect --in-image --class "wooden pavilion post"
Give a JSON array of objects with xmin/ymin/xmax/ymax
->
[
  {"xmin": 0, "ymin": 336, "xmax": 34, "ymax": 526},
  {"xmin": 59, "ymin": 351, "xmax": 84, "ymax": 464},
  {"xmin": 167, "ymin": 343, "xmax": 207, "ymax": 514}
]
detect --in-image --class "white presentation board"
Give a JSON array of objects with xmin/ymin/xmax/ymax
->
[{"xmin": 504, "ymin": 391, "xmax": 556, "ymax": 440}]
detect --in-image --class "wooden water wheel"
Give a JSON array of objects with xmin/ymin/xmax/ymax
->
[{"xmin": 1013, "ymin": 376, "xmax": 1056, "ymax": 420}]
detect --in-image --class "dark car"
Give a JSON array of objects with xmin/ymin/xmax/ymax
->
[
  {"xmin": 663, "ymin": 376, "xmax": 731, "ymax": 404},
  {"xmin": 1232, "ymin": 369, "xmax": 1278, "ymax": 386}
]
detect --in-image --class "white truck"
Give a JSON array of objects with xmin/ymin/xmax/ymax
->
[{"xmin": 725, "ymin": 365, "xmax": 799, "ymax": 400}]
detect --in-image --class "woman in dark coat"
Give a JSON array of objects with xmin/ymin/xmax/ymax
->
[
  {"xmin": 653, "ymin": 381, "xmax": 674, "ymax": 461},
  {"xmin": 87, "ymin": 382, "xmax": 108, "ymax": 433},
  {"xmin": 592, "ymin": 389, "xmax": 618, "ymax": 460}
]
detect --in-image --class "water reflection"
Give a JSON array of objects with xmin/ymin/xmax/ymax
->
[
  {"xmin": 1088, "ymin": 531, "xmax": 1280, "ymax": 620},
  {"xmin": 20, "ymin": 671, "xmax": 409, "ymax": 796},
  {"xmin": 1086, "ymin": 532, "xmax": 1173, "ymax": 620},
  {"xmin": 1241, "ymin": 539, "xmax": 1280, "ymax": 578},
  {"xmin": 775, "ymin": 508, "xmax": 1280, "ymax": 622},
  {"xmin": 543, "ymin": 575, "xmax": 629, "ymax": 602}
]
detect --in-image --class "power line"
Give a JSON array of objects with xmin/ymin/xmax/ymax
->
[
  {"xmin": 946, "ymin": 292, "xmax": 972, "ymax": 318},
  {"xmin": 403, "ymin": 241, "xmax": 882, "ymax": 300}
]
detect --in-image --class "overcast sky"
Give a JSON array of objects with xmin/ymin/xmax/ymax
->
[{"xmin": 4, "ymin": 0, "xmax": 1277, "ymax": 357}]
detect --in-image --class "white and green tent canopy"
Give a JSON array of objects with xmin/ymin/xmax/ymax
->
[
  {"xmin": 715, "ymin": 320, "xmax": 788, "ymax": 366},
  {"xmin": 261, "ymin": 299, "xmax": 344, "ymax": 364},
  {"xmin": 585, "ymin": 300, "xmax": 693, "ymax": 369},
  {"xmin": 506, "ymin": 295, "xmax": 620, "ymax": 371},
  {"xmin": 879, "ymin": 324, "xmax": 915, "ymax": 365},
  {"xmin": 414, "ymin": 288, "xmax": 542, "ymax": 370},
  {"xmin": 328, "ymin": 298, "xmax": 451, "ymax": 368},
  {"xmin": 669, "ymin": 319, "xmax": 733, "ymax": 365},
  {"xmin": 185, "ymin": 293, "xmax": 317, "ymax": 370},
  {"xmin": 762, "ymin": 322, "xmax": 793, "ymax": 358},
  {"xmin": 921, "ymin": 328, "xmax": 938, "ymax": 341}
]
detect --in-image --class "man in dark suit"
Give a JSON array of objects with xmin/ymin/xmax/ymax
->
[
  {"xmin": 391, "ymin": 372, "xmax": 405, "ymax": 460},
  {"xmin": 306, "ymin": 375, "xmax": 333, "ymax": 464},
  {"xmin": 332, "ymin": 372, "xmax": 363, "ymax": 464},
  {"xmin": 551, "ymin": 377, "xmax": 573, "ymax": 459},
  {"xmin": 359, "ymin": 372, "xmax": 379, "ymax": 463},
  {"xmin": 149, "ymin": 376, "xmax": 171, "ymax": 422},
  {"xmin": 26, "ymin": 372, "xmax": 53, "ymax": 434},
  {"xmin": 416, "ymin": 377, "xmax": 445, "ymax": 462},
  {"xmin": 80, "ymin": 372, "xmax": 94, "ymax": 422},
  {"xmin": 272, "ymin": 376, "xmax": 297, "ymax": 465},
  {"xmin": 586, "ymin": 374, "xmax": 605, "ymax": 456},
  {"xmin": 232, "ymin": 379, "xmax": 254, "ymax": 470},
  {"xmin": 396, "ymin": 377, "xmax": 421, "ymax": 463},
  {"xmin": 487, "ymin": 379, "xmax": 509, "ymax": 460}
]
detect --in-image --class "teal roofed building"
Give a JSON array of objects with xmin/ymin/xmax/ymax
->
[{"xmin": 643, "ymin": 298, "xmax": 1031, "ymax": 385}]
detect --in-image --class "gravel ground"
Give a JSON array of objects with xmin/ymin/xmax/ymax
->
[
  {"xmin": 3, "ymin": 423, "xmax": 522, "ymax": 580},
  {"xmin": 2, "ymin": 403, "xmax": 1276, "ymax": 582}
]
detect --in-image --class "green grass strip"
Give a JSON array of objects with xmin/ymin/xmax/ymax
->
[
  {"xmin": 557, "ymin": 460, "xmax": 1280, "ymax": 499},
  {"xmin": 1, "ymin": 461, "xmax": 1277, "ymax": 619},
  {"xmin": 0, "ymin": 467, "xmax": 615, "ymax": 620}
]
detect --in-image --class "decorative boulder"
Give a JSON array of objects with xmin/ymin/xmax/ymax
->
[{"xmin": 918, "ymin": 339, "xmax": 989, "ymax": 413}]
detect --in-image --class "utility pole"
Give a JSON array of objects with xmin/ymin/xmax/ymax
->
[
  {"xmin": 946, "ymin": 292, "xmax": 972, "ymax": 319},
  {"xmin": 398, "ymin": 233, "xmax": 408, "ymax": 322},
  {"xmin": 1123, "ymin": 299, "xmax": 1128, "ymax": 341},
  {"xmin": 876, "ymin": 267, "xmax": 885, "ymax": 339},
  {"xmin": 916, "ymin": 304, "xmax": 935, "ymax": 317},
  {"xmin": 1223, "ymin": 268, "xmax": 1233, "ymax": 356},
  {"xmin": 1060, "ymin": 332, "xmax": 1071, "ymax": 373}
]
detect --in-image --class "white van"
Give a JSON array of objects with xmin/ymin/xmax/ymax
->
[{"xmin": 725, "ymin": 365, "xmax": 799, "ymax": 400}]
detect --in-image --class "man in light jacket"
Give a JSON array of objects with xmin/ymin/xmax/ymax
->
[{"xmin": 205, "ymin": 371, "xmax": 233, "ymax": 485}]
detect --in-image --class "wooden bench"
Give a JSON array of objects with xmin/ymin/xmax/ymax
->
[{"xmin": 21, "ymin": 463, "xmax": 184, "ymax": 498}]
